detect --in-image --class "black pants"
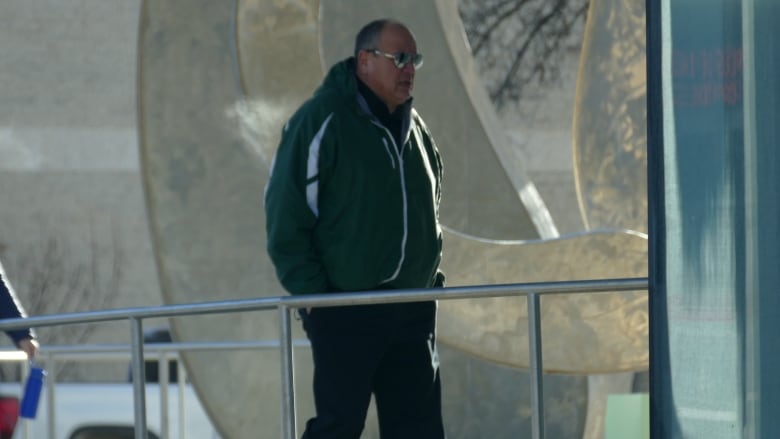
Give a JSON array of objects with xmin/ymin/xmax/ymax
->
[{"xmin": 299, "ymin": 302, "xmax": 445, "ymax": 439}]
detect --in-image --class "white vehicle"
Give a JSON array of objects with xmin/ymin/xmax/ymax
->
[
  {"xmin": 0, "ymin": 382, "xmax": 220, "ymax": 439},
  {"xmin": 0, "ymin": 328, "xmax": 222, "ymax": 439}
]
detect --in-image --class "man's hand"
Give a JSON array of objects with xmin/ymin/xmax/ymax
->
[{"xmin": 18, "ymin": 337, "xmax": 38, "ymax": 359}]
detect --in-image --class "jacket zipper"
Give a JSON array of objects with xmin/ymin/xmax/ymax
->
[
  {"xmin": 381, "ymin": 138, "xmax": 396, "ymax": 169},
  {"xmin": 372, "ymin": 122, "xmax": 408, "ymax": 284}
]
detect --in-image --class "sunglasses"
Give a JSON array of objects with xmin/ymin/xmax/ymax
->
[{"xmin": 369, "ymin": 49, "xmax": 424, "ymax": 69}]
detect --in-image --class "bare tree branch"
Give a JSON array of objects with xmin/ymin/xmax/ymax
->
[
  {"xmin": 471, "ymin": 0, "xmax": 532, "ymax": 55},
  {"xmin": 459, "ymin": 0, "xmax": 590, "ymax": 108},
  {"xmin": 0, "ymin": 222, "xmax": 124, "ymax": 380}
]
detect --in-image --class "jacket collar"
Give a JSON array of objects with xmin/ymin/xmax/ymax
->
[
  {"xmin": 354, "ymin": 74, "xmax": 413, "ymax": 146},
  {"xmin": 321, "ymin": 57, "xmax": 415, "ymax": 145}
]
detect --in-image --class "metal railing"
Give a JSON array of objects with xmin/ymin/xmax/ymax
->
[{"xmin": 0, "ymin": 277, "xmax": 648, "ymax": 439}]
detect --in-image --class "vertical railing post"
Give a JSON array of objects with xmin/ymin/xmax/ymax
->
[
  {"xmin": 177, "ymin": 360, "xmax": 186, "ymax": 439},
  {"xmin": 159, "ymin": 350, "xmax": 170, "ymax": 439},
  {"xmin": 279, "ymin": 305, "xmax": 296, "ymax": 439},
  {"xmin": 528, "ymin": 293, "xmax": 545, "ymax": 439},
  {"xmin": 20, "ymin": 360, "xmax": 30, "ymax": 439},
  {"xmin": 129, "ymin": 317, "xmax": 148, "ymax": 439},
  {"xmin": 45, "ymin": 352, "xmax": 55, "ymax": 439}
]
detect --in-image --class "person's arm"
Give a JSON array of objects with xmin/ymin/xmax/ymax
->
[
  {"xmin": 265, "ymin": 110, "xmax": 333, "ymax": 295},
  {"xmin": 0, "ymin": 271, "xmax": 37, "ymax": 358}
]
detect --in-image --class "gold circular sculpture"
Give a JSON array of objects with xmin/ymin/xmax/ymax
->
[
  {"xmin": 573, "ymin": 0, "xmax": 647, "ymax": 233},
  {"xmin": 438, "ymin": 228, "xmax": 648, "ymax": 373},
  {"xmin": 138, "ymin": 0, "xmax": 648, "ymax": 437}
]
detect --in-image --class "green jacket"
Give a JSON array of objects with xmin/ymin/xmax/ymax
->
[{"xmin": 265, "ymin": 58, "xmax": 444, "ymax": 295}]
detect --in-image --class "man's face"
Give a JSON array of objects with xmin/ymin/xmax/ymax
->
[{"xmin": 358, "ymin": 24, "xmax": 419, "ymax": 112}]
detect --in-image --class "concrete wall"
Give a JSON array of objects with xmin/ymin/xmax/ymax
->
[{"xmin": 0, "ymin": 0, "xmax": 164, "ymax": 380}]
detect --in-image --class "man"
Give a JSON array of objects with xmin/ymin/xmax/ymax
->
[
  {"xmin": 1, "ymin": 264, "xmax": 38, "ymax": 359},
  {"xmin": 265, "ymin": 18, "xmax": 446, "ymax": 439}
]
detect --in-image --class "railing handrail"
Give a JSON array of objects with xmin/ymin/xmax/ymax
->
[
  {"xmin": 0, "ymin": 340, "xmax": 311, "ymax": 361},
  {"xmin": 0, "ymin": 277, "xmax": 649, "ymax": 439},
  {"xmin": 0, "ymin": 277, "xmax": 647, "ymax": 332}
]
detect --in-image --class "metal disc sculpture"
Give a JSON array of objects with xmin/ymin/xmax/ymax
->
[{"xmin": 138, "ymin": 0, "xmax": 647, "ymax": 437}]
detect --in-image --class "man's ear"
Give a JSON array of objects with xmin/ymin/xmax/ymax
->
[{"xmin": 356, "ymin": 50, "xmax": 369, "ymax": 74}]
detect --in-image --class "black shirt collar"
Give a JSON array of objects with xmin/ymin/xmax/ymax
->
[
  {"xmin": 355, "ymin": 75, "xmax": 412, "ymax": 148},
  {"xmin": 355, "ymin": 76, "xmax": 406, "ymax": 122}
]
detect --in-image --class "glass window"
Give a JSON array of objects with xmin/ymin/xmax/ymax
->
[{"xmin": 650, "ymin": 0, "xmax": 780, "ymax": 437}]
